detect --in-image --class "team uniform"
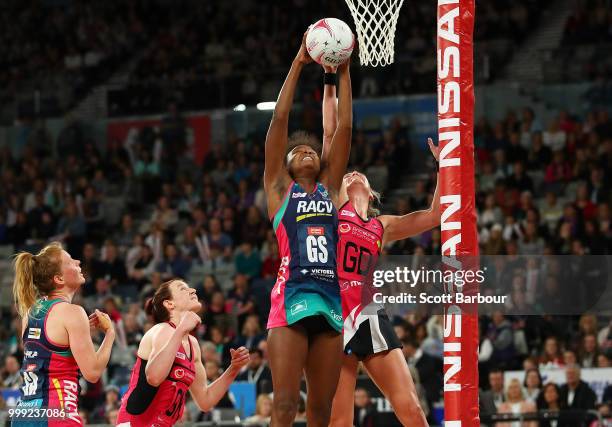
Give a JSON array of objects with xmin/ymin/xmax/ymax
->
[
  {"xmin": 267, "ymin": 181, "xmax": 342, "ymax": 333},
  {"xmin": 14, "ymin": 298, "xmax": 81, "ymax": 426},
  {"xmin": 116, "ymin": 322, "xmax": 195, "ymax": 427},
  {"xmin": 337, "ymin": 201, "xmax": 401, "ymax": 359}
]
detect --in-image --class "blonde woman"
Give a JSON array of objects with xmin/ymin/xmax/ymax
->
[
  {"xmin": 498, "ymin": 378, "xmax": 537, "ymax": 427},
  {"xmin": 12, "ymin": 242, "xmax": 115, "ymax": 426},
  {"xmin": 245, "ymin": 394, "xmax": 273, "ymax": 425}
]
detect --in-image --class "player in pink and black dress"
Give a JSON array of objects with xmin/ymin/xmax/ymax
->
[
  {"xmin": 264, "ymin": 34, "xmax": 352, "ymax": 427},
  {"xmin": 116, "ymin": 279, "xmax": 249, "ymax": 427},
  {"xmin": 12, "ymin": 242, "xmax": 115, "ymax": 426},
  {"xmin": 321, "ymin": 75, "xmax": 440, "ymax": 425}
]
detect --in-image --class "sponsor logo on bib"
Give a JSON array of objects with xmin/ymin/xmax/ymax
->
[
  {"xmin": 307, "ymin": 226, "xmax": 324, "ymax": 236},
  {"xmin": 339, "ymin": 223, "xmax": 351, "ymax": 233},
  {"xmin": 290, "ymin": 300, "xmax": 308, "ymax": 315},
  {"xmin": 27, "ymin": 328, "xmax": 41, "ymax": 340}
]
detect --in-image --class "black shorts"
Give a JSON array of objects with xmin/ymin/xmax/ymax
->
[
  {"xmin": 344, "ymin": 310, "xmax": 402, "ymax": 360},
  {"xmin": 294, "ymin": 315, "xmax": 341, "ymax": 337}
]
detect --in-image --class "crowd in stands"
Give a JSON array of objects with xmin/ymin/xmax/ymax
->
[
  {"xmin": 0, "ymin": 101, "xmax": 611, "ymax": 425},
  {"xmin": 107, "ymin": 0, "xmax": 551, "ymax": 115},
  {"xmin": 0, "ymin": 0, "xmax": 163, "ymax": 122},
  {"xmin": 545, "ymin": 0, "xmax": 612, "ymax": 84}
]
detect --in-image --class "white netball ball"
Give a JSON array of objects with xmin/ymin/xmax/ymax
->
[{"xmin": 306, "ymin": 18, "xmax": 355, "ymax": 67}]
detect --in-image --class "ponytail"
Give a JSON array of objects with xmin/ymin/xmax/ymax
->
[
  {"xmin": 13, "ymin": 242, "xmax": 63, "ymax": 318},
  {"xmin": 367, "ymin": 189, "xmax": 382, "ymax": 218},
  {"xmin": 13, "ymin": 253, "xmax": 37, "ymax": 318}
]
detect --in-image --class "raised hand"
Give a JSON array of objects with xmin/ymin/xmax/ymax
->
[
  {"xmin": 89, "ymin": 309, "xmax": 114, "ymax": 333},
  {"xmin": 427, "ymin": 137, "xmax": 440, "ymax": 162},
  {"xmin": 323, "ymin": 64, "xmax": 337, "ymax": 73},
  {"xmin": 177, "ymin": 311, "xmax": 202, "ymax": 334},
  {"xmin": 295, "ymin": 31, "xmax": 314, "ymax": 65},
  {"xmin": 228, "ymin": 347, "xmax": 250, "ymax": 374}
]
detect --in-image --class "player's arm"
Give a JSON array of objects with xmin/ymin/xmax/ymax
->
[
  {"xmin": 145, "ymin": 312, "xmax": 200, "ymax": 386},
  {"xmin": 321, "ymin": 65, "xmax": 338, "ymax": 162},
  {"xmin": 64, "ymin": 306, "xmax": 115, "ymax": 383},
  {"xmin": 321, "ymin": 60, "xmax": 352, "ymax": 199},
  {"xmin": 264, "ymin": 32, "xmax": 312, "ymax": 209},
  {"xmin": 379, "ymin": 138, "xmax": 440, "ymax": 245},
  {"xmin": 189, "ymin": 343, "xmax": 250, "ymax": 412}
]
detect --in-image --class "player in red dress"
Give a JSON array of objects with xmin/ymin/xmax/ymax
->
[
  {"xmin": 320, "ymin": 71, "xmax": 440, "ymax": 426},
  {"xmin": 12, "ymin": 242, "xmax": 115, "ymax": 426},
  {"xmin": 116, "ymin": 279, "xmax": 249, "ymax": 427}
]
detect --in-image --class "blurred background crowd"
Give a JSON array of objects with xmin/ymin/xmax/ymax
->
[{"xmin": 0, "ymin": 0, "xmax": 611, "ymax": 426}]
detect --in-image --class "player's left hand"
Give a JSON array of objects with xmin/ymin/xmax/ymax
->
[
  {"xmin": 228, "ymin": 347, "xmax": 250, "ymax": 374},
  {"xmin": 427, "ymin": 137, "xmax": 440, "ymax": 162},
  {"xmin": 323, "ymin": 64, "xmax": 337, "ymax": 73}
]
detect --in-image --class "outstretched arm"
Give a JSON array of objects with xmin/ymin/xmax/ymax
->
[
  {"xmin": 321, "ymin": 65, "xmax": 338, "ymax": 162},
  {"xmin": 264, "ymin": 32, "xmax": 312, "ymax": 215},
  {"xmin": 190, "ymin": 343, "xmax": 250, "ymax": 412},
  {"xmin": 379, "ymin": 138, "xmax": 441, "ymax": 245},
  {"xmin": 321, "ymin": 60, "xmax": 352, "ymax": 200}
]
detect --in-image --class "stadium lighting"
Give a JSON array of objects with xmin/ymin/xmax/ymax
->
[
  {"xmin": 256, "ymin": 102, "xmax": 276, "ymax": 111},
  {"xmin": 233, "ymin": 104, "xmax": 246, "ymax": 112}
]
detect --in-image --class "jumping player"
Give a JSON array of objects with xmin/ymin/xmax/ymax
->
[
  {"xmin": 264, "ymin": 33, "xmax": 353, "ymax": 427},
  {"xmin": 116, "ymin": 279, "xmax": 249, "ymax": 426},
  {"xmin": 12, "ymin": 242, "xmax": 116, "ymax": 426},
  {"xmin": 322, "ymin": 78, "xmax": 439, "ymax": 425}
]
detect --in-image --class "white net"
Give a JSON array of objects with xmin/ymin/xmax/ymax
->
[{"xmin": 345, "ymin": 0, "xmax": 405, "ymax": 67}]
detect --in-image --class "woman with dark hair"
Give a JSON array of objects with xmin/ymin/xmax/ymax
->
[
  {"xmin": 12, "ymin": 242, "xmax": 115, "ymax": 425},
  {"xmin": 116, "ymin": 279, "xmax": 249, "ymax": 426},
  {"xmin": 523, "ymin": 368, "xmax": 543, "ymax": 403},
  {"xmin": 263, "ymin": 32, "xmax": 353, "ymax": 427},
  {"xmin": 537, "ymin": 382, "xmax": 569, "ymax": 427}
]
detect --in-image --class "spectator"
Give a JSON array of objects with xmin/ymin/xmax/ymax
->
[
  {"xmin": 92, "ymin": 385, "xmax": 121, "ymax": 423},
  {"xmin": 497, "ymin": 378, "xmax": 537, "ymax": 427},
  {"xmin": 353, "ymin": 387, "xmax": 379, "ymax": 427},
  {"xmin": 227, "ymin": 274, "xmax": 256, "ymax": 331},
  {"xmin": 480, "ymin": 368, "xmax": 506, "ymax": 416},
  {"xmin": 156, "ymin": 243, "xmax": 191, "ymax": 280},
  {"xmin": 559, "ymin": 364, "xmax": 596, "ymax": 413},
  {"xmin": 402, "ymin": 337, "xmax": 442, "ymax": 414},
  {"xmin": 244, "ymin": 394, "xmax": 273, "ymax": 425},
  {"xmin": 486, "ymin": 311, "xmax": 516, "ymax": 369},
  {"xmin": 235, "ymin": 349, "xmax": 272, "ymax": 395},
  {"xmin": 234, "ymin": 241, "xmax": 262, "ymax": 279},
  {"xmin": 543, "ymin": 119, "xmax": 567, "ymax": 152},
  {"xmin": 99, "ymin": 241, "xmax": 128, "ymax": 289},
  {"xmin": 523, "ymin": 368, "xmax": 543, "ymax": 403},
  {"xmin": 204, "ymin": 359, "xmax": 234, "ymax": 409},
  {"xmin": 536, "ymin": 383, "xmax": 569, "ymax": 427},
  {"xmin": 149, "ymin": 196, "xmax": 177, "ymax": 231},
  {"xmin": 526, "ymin": 132, "xmax": 552, "ymax": 170},
  {"xmin": 579, "ymin": 334, "xmax": 600, "ymax": 368},
  {"xmin": 233, "ymin": 314, "xmax": 265, "ymax": 350},
  {"xmin": 1, "ymin": 355, "xmax": 22, "ymax": 389},
  {"xmin": 208, "ymin": 217, "xmax": 233, "ymax": 257},
  {"xmin": 539, "ymin": 337, "xmax": 564, "ymax": 369}
]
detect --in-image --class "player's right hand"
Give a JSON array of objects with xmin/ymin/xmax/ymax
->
[
  {"xmin": 295, "ymin": 31, "xmax": 313, "ymax": 65},
  {"xmin": 89, "ymin": 309, "xmax": 114, "ymax": 333},
  {"xmin": 177, "ymin": 311, "xmax": 201, "ymax": 334}
]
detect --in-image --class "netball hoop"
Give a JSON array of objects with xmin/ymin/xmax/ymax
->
[{"xmin": 344, "ymin": 0, "xmax": 405, "ymax": 67}]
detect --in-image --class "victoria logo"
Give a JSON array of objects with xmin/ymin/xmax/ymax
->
[{"xmin": 175, "ymin": 368, "xmax": 184, "ymax": 379}]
